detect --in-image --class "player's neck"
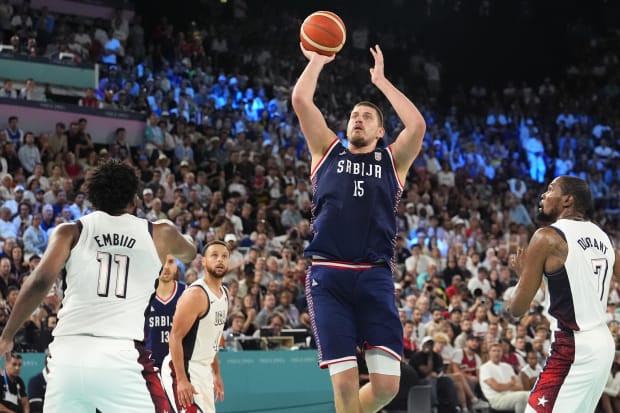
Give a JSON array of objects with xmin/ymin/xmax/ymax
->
[
  {"xmin": 204, "ymin": 275, "xmax": 224, "ymax": 296},
  {"xmin": 157, "ymin": 280, "xmax": 175, "ymax": 296}
]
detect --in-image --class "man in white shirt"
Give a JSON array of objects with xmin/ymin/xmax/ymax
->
[
  {"xmin": 467, "ymin": 266, "xmax": 491, "ymax": 296},
  {"xmin": 480, "ymin": 343, "xmax": 529, "ymax": 412}
]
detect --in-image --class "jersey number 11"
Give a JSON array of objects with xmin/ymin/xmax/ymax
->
[{"xmin": 97, "ymin": 251, "xmax": 130, "ymax": 298}]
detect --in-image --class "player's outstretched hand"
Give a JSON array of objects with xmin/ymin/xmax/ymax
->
[
  {"xmin": 299, "ymin": 43, "xmax": 336, "ymax": 64},
  {"xmin": 176, "ymin": 378, "xmax": 198, "ymax": 409},
  {"xmin": 369, "ymin": 44, "xmax": 386, "ymax": 85},
  {"xmin": 509, "ymin": 247, "xmax": 526, "ymax": 276}
]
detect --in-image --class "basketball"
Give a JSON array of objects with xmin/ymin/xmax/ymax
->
[{"xmin": 300, "ymin": 11, "xmax": 346, "ymax": 56}]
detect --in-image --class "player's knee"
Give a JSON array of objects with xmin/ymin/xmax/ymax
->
[{"xmin": 371, "ymin": 376, "xmax": 400, "ymax": 405}]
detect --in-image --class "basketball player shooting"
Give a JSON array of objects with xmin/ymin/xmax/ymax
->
[
  {"xmin": 509, "ymin": 175, "xmax": 620, "ymax": 413},
  {"xmin": 292, "ymin": 42, "xmax": 426, "ymax": 412}
]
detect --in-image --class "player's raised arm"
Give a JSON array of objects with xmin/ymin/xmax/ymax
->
[
  {"xmin": 291, "ymin": 45, "xmax": 338, "ymax": 162},
  {"xmin": 370, "ymin": 45, "xmax": 426, "ymax": 180},
  {"xmin": 153, "ymin": 219, "xmax": 197, "ymax": 264}
]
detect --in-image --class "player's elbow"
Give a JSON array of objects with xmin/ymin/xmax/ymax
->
[
  {"xmin": 291, "ymin": 90, "xmax": 312, "ymax": 111},
  {"xmin": 509, "ymin": 303, "xmax": 526, "ymax": 319}
]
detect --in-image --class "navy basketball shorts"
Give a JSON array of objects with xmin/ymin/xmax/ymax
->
[{"xmin": 306, "ymin": 260, "xmax": 403, "ymax": 368}]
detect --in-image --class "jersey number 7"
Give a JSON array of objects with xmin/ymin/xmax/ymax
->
[{"xmin": 591, "ymin": 258, "xmax": 609, "ymax": 301}]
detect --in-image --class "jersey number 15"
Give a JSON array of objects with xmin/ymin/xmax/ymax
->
[{"xmin": 97, "ymin": 251, "xmax": 130, "ymax": 298}]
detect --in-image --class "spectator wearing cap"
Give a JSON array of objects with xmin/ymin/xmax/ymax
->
[
  {"xmin": 30, "ymin": 188, "xmax": 46, "ymax": 215},
  {"xmin": 155, "ymin": 153, "xmax": 172, "ymax": 183},
  {"xmin": 142, "ymin": 187, "xmax": 154, "ymax": 210},
  {"xmin": 223, "ymin": 233, "xmax": 244, "ymax": 284},
  {"xmin": 17, "ymin": 131, "xmax": 41, "ymax": 175},
  {"xmin": 410, "ymin": 336, "xmax": 460, "ymax": 412},
  {"xmin": 4, "ymin": 184, "xmax": 25, "ymax": 215},
  {"xmin": 404, "ymin": 202, "xmax": 419, "ymax": 232}
]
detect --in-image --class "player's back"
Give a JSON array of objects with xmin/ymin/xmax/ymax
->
[
  {"xmin": 548, "ymin": 219, "xmax": 616, "ymax": 331},
  {"xmin": 54, "ymin": 211, "xmax": 161, "ymax": 341}
]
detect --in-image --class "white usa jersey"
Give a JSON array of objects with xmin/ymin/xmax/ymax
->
[
  {"xmin": 181, "ymin": 279, "xmax": 228, "ymax": 366},
  {"xmin": 546, "ymin": 219, "xmax": 616, "ymax": 332},
  {"xmin": 53, "ymin": 211, "xmax": 161, "ymax": 341}
]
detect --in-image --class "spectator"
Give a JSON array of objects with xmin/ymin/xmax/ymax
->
[
  {"xmin": 0, "ymin": 352, "xmax": 29, "ymax": 413},
  {"xmin": 17, "ymin": 131, "xmax": 41, "ymax": 174},
  {"xmin": 23, "ymin": 213, "xmax": 47, "ymax": 259},
  {"xmin": 254, "ymin": 292, "xmax": 277, "ymax": 328},
  {"xmin": 5, "ymin": 116, "xmax": 24, "ymax": 147},
  {"xmin": 519, "ymin": 350, "xmax": 542, "ymax": 391},
  {"xmin": 27, "ymin": 350, "xmax": 49, "ymax": 413},
  {"xmin": 409, "ymin": 336, "xmax": 459, "ymax": 413},
  {"xmin": 479, "ymin": 342, "xmax": 529, "ymax": 412},
  {"xmin": 19, "ymin": 79, "xmax": 45, "ymax": 102}
]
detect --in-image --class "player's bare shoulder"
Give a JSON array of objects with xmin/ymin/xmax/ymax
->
[{"xmin": 533, "ymin": 226, "xmax": 568, "ymax": 270}]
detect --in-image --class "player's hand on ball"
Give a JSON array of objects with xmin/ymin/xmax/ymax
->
[{"xmin": 299, "ymin": 43, "xmax": 335, "ymax": 63}]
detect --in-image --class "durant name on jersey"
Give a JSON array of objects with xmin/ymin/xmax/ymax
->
[
  {"xmin": 577, "ymin": 236, "xmax": 609, "ymax": 255},
  {"xmin": 94, "ymin": 233, "xmax": 137, "ymax": 249}
]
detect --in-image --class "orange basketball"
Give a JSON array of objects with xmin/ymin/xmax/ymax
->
[{"xmin": 300, "ymin": 11, "xmax": 346, "ymax": 56}]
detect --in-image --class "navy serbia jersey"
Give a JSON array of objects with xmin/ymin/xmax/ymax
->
[
  {"xmin": 145, "ymin": 281, "xmax": 186, "ymax": 369},
  {"xmin": 305, "ymin": 140, "xmax": 403, "ymax": 264}
]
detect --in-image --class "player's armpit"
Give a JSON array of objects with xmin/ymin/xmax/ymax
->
[{"xmin": 509, "ymin": 227, "xmax": 559, "ymax": 318}]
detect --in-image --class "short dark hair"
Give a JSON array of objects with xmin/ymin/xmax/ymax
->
[
  {"xmin": 86, "ymin": 160, "xmax": 138, "ymax": 215},
  {"xmin": 558, "ymin": 176, "xmax": 592, "ymax": 217},
  {"xmin": 202, "ymin": 240, "xmax": 228, "ymax": 255},
  {"xmin": 354, "ymin": 101, "xmax": 384, "ymax": 126}
]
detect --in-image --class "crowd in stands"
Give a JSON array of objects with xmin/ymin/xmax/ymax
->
[{"xmin": 0, "ymin": 0, "xmax": 620, "ymax": 411}]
